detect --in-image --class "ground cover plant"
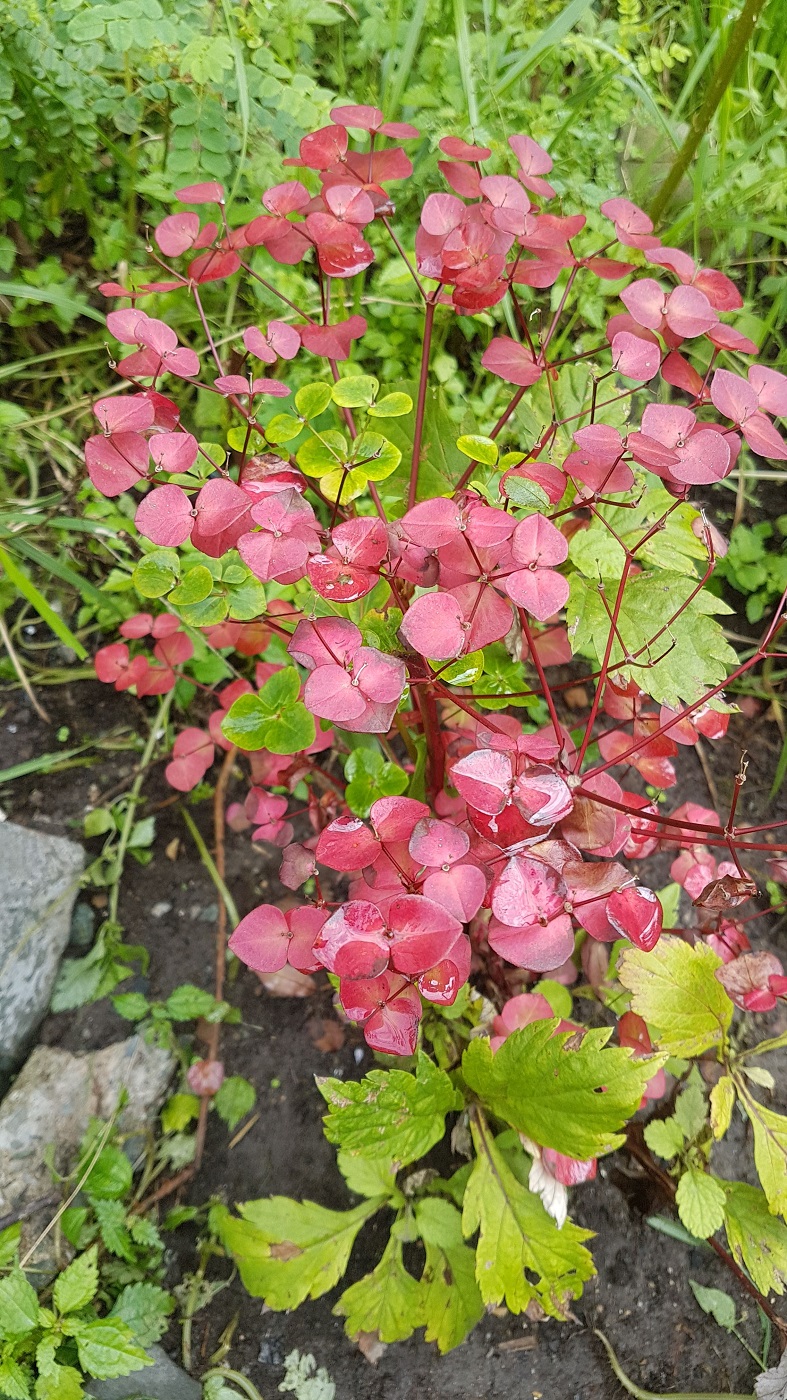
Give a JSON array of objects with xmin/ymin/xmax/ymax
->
[{"xmin": 67, "ymin": 98, "xmax": 787, "ymax": 1365}]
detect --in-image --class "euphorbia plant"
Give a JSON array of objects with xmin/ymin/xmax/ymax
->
[{"xmin": 87, "ymin": 106, "xmax": 787, "ymax": 1354}]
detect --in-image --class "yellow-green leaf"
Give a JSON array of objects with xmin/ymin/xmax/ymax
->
[{"xmin": 617, "ymin": 937, "xmax": 733, "ymax": 1057}]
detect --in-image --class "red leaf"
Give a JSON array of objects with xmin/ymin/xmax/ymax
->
[
  {"xmin": 481, "ymin": 336, "xmax": 542, "ymax": 386},
  {"xmin": 165, "ymin": 727, "xmax": 214, "ymax": 792},
  {"xmin": 316, "ymin": 816, "xmax": 379, "ymax": 872},
  {"xmin": 155, "ymin": 212, "xmax": 200, "ymax": 257},
  {"xmin": 176, "ymin": 181, "xmax": 225, "ymax": 204},
  {"xmin": 135, "ymin": 484, "xmax": 194, "ymax": 546}
]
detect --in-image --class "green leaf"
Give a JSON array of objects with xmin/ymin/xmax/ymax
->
[
  {"xmin": 500, "ymin": 473, "xmax": 550, "ymax": 512},
  {"xmin": 318, "ymin": 1052, "xmax": 461, "ymax": 1172},
  {"xmin": 336, "ymin": 1152, "xmax": 399, "ymax": 1201},
  {"xmin": 222, "ymin": 670, "xmax": 313, "ymax": 755},
  {"xmin": 0, "ymin": 546, "xmax": 87, "ymax": 660},
  {"xmin": 84, "ymin": 1144, "xmax": 133, "ymax": 1201},
  {"xmin": 438, "ymin": 651, "xmax": 484, "ymax": 686},
  {"xmin": 54, "ymin": 1245, "xmax": 98, "ymax": 1313},
  {"xmin": 109, "ymin": 1282, "xmax": 175, "ymax": 1347},
  {"xmin": 567, "ymin": 571, "xmax": 736, "ymax": 707},
  {"xmin": 710, "ymin": 1076, "xmax": 736, "ymax": 1140},
  {"xmin": 344, "ymin": 748, "xmax": 408, "ymax": 818},
  {"xmin": 415, "ymin": 1199, "xmax": 484, "ymax": 1353},
  {"xmin": 379, "ymin": 382, "xmax": 470, "ymax": 513},
  {"xmin": 0, "ymin": 1224, "xmax": 21, "ymax": 1269},
  {"xmin": 643, "ymin": 1117, "xmax": 685, "ymax": 1160},
  {"xmin": 169, "ymin": 565, "xmax": 214, "ymax": 605},
  {"xmin": 353, "ymin": 430, "xmax": 401, "ymax": 482},
  {"xmin": 0, "ymin": 1358, "xmax": 31, "ymax": 1399},
  {"xmin": 132, "ymin": 549, "xmax": 180, "ymax": 598},
  {"xmin": 462, "ymin": 1123, "xmax": 595, "ymax": 1317},
  {"xmin": 294, "ymin": 382, "xmax": 333, "ymax": 418},
  {"xmin": 723, "ymin": 1182, "xmax": 787, "ymax": 1296},
  {"xmin": 263, "ymin": 702, "xmax": 315, "ymax": 756},
  {"xmin": 673, "ymin": 1068, "xmax": 707, "ymax": 1140},
  {"xmin": 164, "ymin": 984, "xmax": 217, "ymax": 1020},
  {"xmin": 675, "ymin": 1169, "xmax": 726, "ymax": 1239},
  {"xmin": 94, "ymin": 1199, "xmax": 134, "ymax": 1261},
  {"xmin": 213, "ymin": 1076, "xmax": 256, "ymax": 1131},
  {"xmin": 332, "ymin": 375, "xmax": 379, "ymax": 408},
  {"xmin": 0, "ymin": 1267, "xmax": 38, "ymax": 1339},
  {"xmin": 334, "ymin": 1236, "xmax": 424, "ymax": 1343},
  {"xmin": 689, "ymin": 1280, "xmax": 736, "ymax": 1330},
  {"xmin": 220, "ymin": 693, "xmax": 270, "ymax": 750},
  {"xmin": 368, "ymin": 392, "xmax": 412, "ymax": 419},
  {"xmin": 73, "ymin": 1319, "xmax": 153, "ymax": 1379},
  {"xmin": 456, "ymin": 434, "xmax": 498, "ymax": 466},
  {"xmin": 214, "ymin": 1197, "xmax": 380, "ymax": 1309},
  {"xmin": 568, "ymin": 488, "xmax": 708, "ymax": 580},
  {"xmin": 531, "ymin": 979, "xmax": 573, "ymax": 1019},
  {"xmin": 35, "ymin": 1363, "xmax": 83, "ymax": 1400},
  {"xmin": 743, "ymin": 1098, "xmax": 787, "ymax": 1219},
  {"xmin": 617, "ymin": 937, "xmax": 733, "ymax": 1057},
  {"xmin": 226, "ymin": 575, "xmax": 266, "ymax": 621},
  {"xmin": 462, "ymin": 1022, "xmax": 661, "ymax": 1159},
  {"xmin": 264, "ymin": 414, "xmax": 302, "ymax": 445},
  {"xmin": 112, "ymin": 992, "xmax": 150, "ymax": 1022}
]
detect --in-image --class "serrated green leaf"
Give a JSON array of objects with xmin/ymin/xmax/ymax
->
[
  {"xmin": 462, "ymin": 1022, "xmax": 661, "ymax": 1159},
  {"xmin": 294, "ymin": 382, "xmax": 333, "ymax": 419},
  {"xmin": 743, "ymin": 1097, "xmax": 787, "ymax": 1219},
  {"xmin": 213, "ymin": 1076, "xmax": 256, "ymax": 1130},
  {"xmin": 462, "ymin": 1123, "xmax": 595, "ymax": 1317},
  {"xmin": 94, "ymin": 1199, "xmax": 134, "ymax": 1261},
  {"xmin": 673, "ymin": 1069, "xmax": 707, "ymax": 1140},
  {"xmin": 723, "ymin": 1182, "xmax": 787, "ymax": 1296},
  {"xmin": 332, "ymin": 375, "xmax": 378, "ymax": 408},
  {"xmin": 109, "ymin": 1282, "xmax": 175, "ymax": 1347},
  {"xmin": 0, "ymin": 1267, "xmax": 38, "ymax": 1339},
  {"xmin": 111, "ymin": 992, "xmax": 150, "ymax": 1022},
  {"xmin": 83, "ymin": 1144, "xmax": 132, "ymax": 1201},
  {"xmin": 0, "ymin": 1224, "xmax": 21, "ymax": 1269},
  {"xmin": 0, "ymin": 1357, "xmax": 31, "ymax": 1399},
  {"xmin": 567, "ymin": 570, "xmax": 736, "ymax": 707},
  {"xmin": 214, "ymin": 1197, "xmax": 380, "ymax": 1309},
  {"xmin": 710, "ymin": 1076, "xmax": 735, "ymax": 1140},
  {"xmin": 334, "ymin": 1236, "xmax": 424, "ymax": 1343},
  {"xmin": 164, "ymin": 984, "xmax": 217, "ymax": 1020},
  {"xmin": 415, "ymin": 1199, "xmax": 484, "ymax": 1353},
  {"xmin": 336, "ymin": 1152, "xmax": 399, "ymax": 1200},
  {"xmin": 318, "ymin": 1052, "xmax": 461, "ymax": 1172},
  {"xmin": 35, "ymin": 1362, "xmax": 83, "ymax": 1400},
  {"xmin": 689, "ymin": 1279, "xmax": 736, "ymax": 1329},
  {"xmin": 72, "ymin": 1319, "xmax": 152, "ymax": 1379},
  {"xmin": 617, "ymin": 937, "xmax": 733, "ymax": 1057},
  {"xmin": 54, "ymin": 1245, "xmax": 98, "ymax": 1313},
  {"xmin": 643, "ymin": 1117, "xmax": 685, "ymax": 1160},
  {"xmin": 675, "ymin": 1169, "xmax": 726, "ymax": 1239}
]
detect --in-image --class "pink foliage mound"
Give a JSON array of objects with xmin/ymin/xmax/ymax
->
[{"xmin": 89, "ymin": 104, "xmax": 787, "ymax": 1075}]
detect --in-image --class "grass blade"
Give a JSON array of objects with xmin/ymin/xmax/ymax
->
[
  {"xmin": 0, "ymin": 283, "xmax": 104, "ymax": 325},
  {"xmin": 0, "ymin": 544, "xmax": 87, "ymax": 659},
  {"xmin": 770, "ymin": 729, "xmax": 787, "ymax": 800},
  {"xmin": 7, "ymin": 536, "xmax": 125, "ymax": 617},
  {"xmin": 384, "ymin": 0, "xmax": 429, "ymax": 118},
  {"xmin": 493, "ymin": 0, "xmax": 595, "ymax": 99},
  {"xmin": 221, "ymin": 0, "xmax": 249, "ymax": 213},
  {"xmin": 454, "ymin": 0, "xmax": 480, "ymax": 127}
]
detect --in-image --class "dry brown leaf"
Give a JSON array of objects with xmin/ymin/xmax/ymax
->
[
  {"xmin": 308, "ymin": 1017, "xmax": 346, "ymax": 1052},
  {"xmin": 356, "ymin": 1332, "xmax": 387, "ymax": 1365},
  {"xmin": 165, "ymin": 837, "xmax": 181, "ymax": 860},
  {"xmin": 256, "ymin": 967, "xmax": 316, "ymax": 998}
]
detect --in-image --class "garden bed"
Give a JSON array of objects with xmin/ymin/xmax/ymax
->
[{"xmin": 3, "ymin": 679, "xmax": 785, "ymax": 1399}]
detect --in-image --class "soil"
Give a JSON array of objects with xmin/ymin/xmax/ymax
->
[{"xmin": 2, "ymin": 678, "xmax": 786, "ymax": 1400}]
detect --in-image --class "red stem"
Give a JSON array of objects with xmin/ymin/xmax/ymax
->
[{"xmin": 408, "ymin": 298, "xmax": 437, "ymax": 511}]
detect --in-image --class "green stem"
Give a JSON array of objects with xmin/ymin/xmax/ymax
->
[
  {"xmin": 108, "ymin": 691, "xmax": 174, "ymax": 927},
  {"xmin": 594, "ymin": 1330, "xmax": 753, "ymax": 1400},
  {"xmin": 648, "ymin": 0, "xmax": 768, "ymax": 223},
  {"xmin": 407, "ymin": 297, "xmax": 436, "ymax": 510},
  {"xmin": 201, "ymin": 1369, "xmax": 265, "ymax": 1400},
  {"xmin": 182, "ymin": 807, "xmax": 240, "ymax": 929}
]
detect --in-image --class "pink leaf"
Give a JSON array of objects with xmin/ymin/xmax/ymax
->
[
  {"xmin": 611, "ymin": 331, "xmax": 660, "ymax": 381},
  {"xmin": 708, "ymin": 323, "xmax": 758, "ymax": 355},
  {"xmin": 491, "ymin": 855, "xmax": 565, "ymax": 928},
  {"xmin": 288, "ymin": 616, "xmax": 361, "ymax": 670},
  {"xmin": 693, "ymin": 267, "xmax": 743, "ymax": 311},
  {"xmin": 607, "ymin": 885, "xmax": 662, "ymax": 951},
  {"xmin": 387, "ymin": 894, "xmax": 462, "ymax": 976},
  {"xmin": 665, "ymin": 284, "xmax": 717, "ymax": 338},
  {"xmin": 742, "ymin": 412, "xmax": 787, "ymax": 460},
  {"xmin": 620, "ymin": 278, "xmax": 665, "ymax": 331},
  {"xmin": 262, "ymin": 180, "xmax": 311, "ymax": 215},
  {"xmin": 409, "ymin": 818, "xmax": 469, "ymax": 868},
  {"xmin": 511, "ymin": 512, "xmax": 568, "ymax": 567},
  {"xmin": 481, "ymin": 336, "xmax": 542, "ymax": 386},
  {"xmin": 176, "ymin": 181, "xmax": 225, "ymax": 204},
  {"xmin": 150, "ymin": 432, "xmax": 198, "ymax": 475},
  {"xmin": 340, "ymin": 972, "xmax": 422, "ymax": 1055},
  {"xmin": 229, "ymin": 904, "xmax": 291, "ymax": 973},
  {"xmin": 399, "ymin": 591, "xmax": 466, "ymax": 660},
  {"xmin": 93, "ymin": 396, "xmax": 154, "ymax": 434},
  {"xmin": 749, "ymin": 365, "xmax": 787, "ymax": 416},
  {"xmin": 299, "ymin": 124, "xmax": 349, "ymax": 170},
  {"xmin": 314, "ymin": 901, "xmax": 390, "ymax": 979},
  {"xmin": 439, "ymin": 136, "xmax": 492, "ymax": 160},
  {"xmin": 330, "ymin": 103, "xmax": 385, "ymax": 131},
  {"xmin": 300, "ymin": 316, "xmax": 367, "ymax": 360},
  {"xmin": 85, "ymin": 433, "xmax": 149, "ymax": 497},
  {"xmin": 135, "ymin": 483, "xmax": 194, "ymax": 546},
  {"xmin": 487, "ymin": 913, "xmax": 574, "ymax": 971},
  {"xmin": 191, "ymin": 478, "xmax": 253, "ymax": 556},
  {"xmin": 316, "ymin": 816, "xmax": 379, "ymax": 872},
  {"xmin": 155, "ymin": 212, "xmax": 200, "ymax": 256},
  {"xmin": 165, "ymin": 727, "xmax": 214, "ymax": 792},
  {"xmin": 423, "ymin": 864, "xmax": 486, "ymax": 922},
  {"xmin": 451, "ymin": 748, "xmax": 512, "ymax": 815},
  {"xmin": 420, "ymin": 191, "xmax": 465, "ymax": 237}
]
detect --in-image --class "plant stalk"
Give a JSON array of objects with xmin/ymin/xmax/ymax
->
[
  {"xmin": 649, "ymin": 0, "xmax": 767, "ymax": 223},
  {"xmin": 407, "ymin": 297, "xmax": 436, "ymax": 510}
]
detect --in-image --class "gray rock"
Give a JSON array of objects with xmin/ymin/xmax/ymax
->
[
  {"xmin": 0, "ymin": 1037, "xmax": 174, "ymax": 1271},
  {"xmin": 86, "ymin": 1345, "xmax": 201, "ymax": 1400},
  {"xmin": 0, "ymin": 820, "xmax": 83, "ymax": 1072}
]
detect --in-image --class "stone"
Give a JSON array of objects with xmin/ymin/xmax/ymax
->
[
  {"xmin": 0, "ymin": 820, "xmax": 84, "ymax": 1072},
  {"xmin": 0, "ymin": 1037, "xmax": 174, "ymax": 1271},
  {"xmin": 86, "ymin": 1345, "xmax": 201, "ymax": 1400}
]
